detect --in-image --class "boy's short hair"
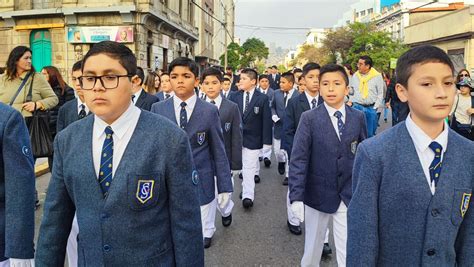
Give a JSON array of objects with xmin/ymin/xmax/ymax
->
[
  {"xmin": 259, "ymin": 74, "xmax": 269, "ymax": 81},
  {"xmin": 281, "ymin": 71, "xmax": 295, "ymax": 84},
  {"xmin": 240, "ymin": 68, "xmax": 258, "ymax": 82},
  {"xmin": 396, "ymin": 45, "xmax": 454, "ymax": 88},
  {"xmin": 293, "ymin": 68, "xmax": 303, "ymax": 74},
  {"xmin": 319, "ymin": 64, "xmax": 349, "ymax": 86},
  {"xmin": 136, "ymin": 66, "xmax": 145, "ymax": 86},
  {"xmin": 82, "ymin": 41, "xmax": 136, "ymax": 76},
  {"xmin": 302, "ymin": 62, "xmax": 321, "ymax": 77},
  {"xmin": 223, "ymin": 77, "xmax": 231, "ymax": 83},
  {"xmin": 201, "ymin": 67, "xmax": 223, "ymax": 83},
  {"xmin": 72, "ymin": 60, "xmax": 82, "ymax": 72},
  {"xmin": 359, "ymin": 55, "xmax": 373, "ymax": 68},
  {"xmin": 168, "ymin": 57, "xmax": 199, "ymax": 78}
]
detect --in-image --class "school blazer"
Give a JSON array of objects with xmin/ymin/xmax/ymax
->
[
  {"xmin": 259, "ymin": 87, "xmax": 275, "ymax": 106},
  {"xmin": 56, "ymin": 99, "xmax": 92, "ymax": 132},
  {"xmin": 289, "ymin": 105, "xmax": 367, "ymax": 213},
  {"xmin": 281, "ymin": 93, "xmax": 324, "ymax": 158},
  {"xmin": 135, "ymin": 90, "xmax": 159, "ymax": 111},
  {"xmin": 0, "ymin": 104, "xmax": 35, "ymax": 262},
  {"xmin": 219, "ymin": 98, "xmax": 243, "ymax": 171},
  {"xmin": 271, "ymin": 89, "xmax": 299, "ymax": 140},
  {"xmin": 229, "ymin": 90, "xmax": 272, "ymax": 150},
  {"xmin": 36, "ymin": 111, "xmax": 204, "ymax": 267},
  {"xmin": 347, "ymin": 122, "xmax": 474, "ymax": 266},
  {"xmin": 268, "ymin": 74, "xmax": 281, "ymax": 89},
  {"xmin": 151, "ymin": 98, "xmax": 233, "ymax": 206}
]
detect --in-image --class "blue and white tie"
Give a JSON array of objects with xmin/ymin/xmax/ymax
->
[
  {"xmin": 334, "ymin": 111, "xmax": 344, "ymax": 138},
  {"xmin": 180, "ymin": 102, "xmax": 187, "ymax": 129},
  {"xmin": 428, "ymin": 141, "xmax": 443, "ymax": 187},
  {"xmin": 99, "ymin": 126, "xmax": 114, "ymax": 196}
]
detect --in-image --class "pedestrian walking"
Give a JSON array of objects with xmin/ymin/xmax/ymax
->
[
  {"xmin": 289, "ymin": 64, "xmax": 367, "ymax": 266},
  {"xmin": 449, "ymin": 77, "xmax": 474, "ymax": 140},
  {"xmin": 347, "ymin": 45, "xmax": 474, "ymax": 266},
  {"xmin": 151, "ymin": 58, "xmax": 232, "ymax": 250},
  {"xmin": 131, "ymin": 67, "xmax": 159, "ymax": 111},
  {"xmin": 36, "ymin": 41, "xmax": 204, "ymax": 266}
]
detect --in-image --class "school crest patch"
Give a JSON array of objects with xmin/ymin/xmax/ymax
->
[
  {"xmin": 225, "ymin": 122, "xmax": 231, "ymax": 132},
  {"xmin": 136, "ymin": 180, "xmax": 154, "ymax": 204},
  {"xmin": 350, "ymin": 141, "xmax": 358, "ymax": 155},
  {"xmin": 197, "ymin": 132, "xmax": 206, "ymax": 145},
  {"xmin": 254, "ymin": 107, "xmax": 259, "ymax": 114},
  {"xmin": 461, "ymin": 193, "xmax": 471, "ymax": 218}
]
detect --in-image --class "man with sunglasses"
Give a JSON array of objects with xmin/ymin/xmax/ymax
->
[{"xmin": 36, "ymin": 41, "xmax": 204, "ymax": 266}]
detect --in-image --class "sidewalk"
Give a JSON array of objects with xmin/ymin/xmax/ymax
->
[{"xmin": 35, "ymin": 157, "xmax": 50, "ymax": 177}]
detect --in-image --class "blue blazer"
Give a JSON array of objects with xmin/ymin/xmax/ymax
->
[
  {"xmin": 57, "ymin": 98, "xmax": 91, "ymax": 133},
  {"xmin": 229, "ymin": 89, "xmax": 272, "ymax": 150},
  {"xmin": 0, "ymin": 104, "xmax": 35, "ymax": 262},
  {"xmin": 281, "ymin": 93, "xmax": 324, "ymax": 158},
  {"xmin": 219, "ymin": 98, "xmax": 243, "ymax": 171},
  {"xmin": 347, "ymin": 122, "xmax": 474, "ymax": 266},
  {"xmin": 151, "ymin": 98, "xmax": 233, "ymax": 205},
  {"xmin": 289, "ymin": 104, "xmax": 367, "ymax": 213},
  {"xmin": 258, "ymin": 87, "xmax": 275, "ymax": 107},
  {"xmin": 271, "ymin": 89, "xmax": 299, "ymax": 140},
  {"xmin": 36, "ymin": 111, "xmax": 204, "ymax": 266},
  {"xmin": 268, "ymin": 74, "xmax": 281, "ymax": 89},
  {"xmin": 135, "ymin": 90, "xmax": 159, "ymax": 111}
]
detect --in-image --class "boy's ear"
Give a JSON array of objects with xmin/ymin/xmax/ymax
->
[
  {"xmin": 395, "ymin": 83, "xmax": 408, "ymax": 103},
  {"xmin": 344, "ymin": 85, "xmax": 350, "ymax": 96},
  {"xmin": 130, "ymin": 75, "xmax": 141, "ymax": 86},
  {"xmin": 194, "ymin": 77, "xmax": 200, "ymax": 87}
]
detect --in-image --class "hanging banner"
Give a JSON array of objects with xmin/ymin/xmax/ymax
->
[{"xmin": 67, "ymin": 26, "xmax": 134, "ymax": 43}]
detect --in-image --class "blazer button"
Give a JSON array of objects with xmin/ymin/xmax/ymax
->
[
  {"xmin": 103, "ymin": 245, "xmax": 111, "ymax": 252},
  {"xmin": 431, "ymin": 209, "xmax": 439, "ymax": 217},
  {"xmin": 101, "ymin": 213, "xmax": 109, "ymax": 219},
  {"xmin": 427, "ymin": 249, "xmax": 436, "ymax": 256}
]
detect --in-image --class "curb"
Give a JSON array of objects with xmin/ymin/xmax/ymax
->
[{"xmin": 35, "ymin": 162, "xmax": 50, "ymax": 177}]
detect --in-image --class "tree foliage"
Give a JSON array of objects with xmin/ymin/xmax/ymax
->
[
  {"xmin": 240, "ymin": 38, "xmax": 269, "ymax": 68},
  {"xmin": 291, "ymin": 44, "xmax": 330, "ymax": 67},
  {"xmin": 323, "ymin": 26, "xmax": 354, "ymax": 64},
  {"xmin": 220, "ymin": 42, "xmax": 242, "ymax": 70}
]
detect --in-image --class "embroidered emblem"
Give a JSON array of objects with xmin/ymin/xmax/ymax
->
[
  {"xmin": 192, "ymin": 170, "xmax": 199, "ymax": 185},
  {"xmin": 197, "ymin": 132, "xmax": 206, "ymax": 145},
  {"xmin": 225, "ymin": 122, "xmax": 231, "ymax": 132},
  {"xmin": 461, "ymin": 193, "xmax": 471, "ymax": 218},
  {"xmin": 22, "ymin": 145, "xmax": 31, "ymax": 157},
  {"xmin": 136, "ymin": 180, "xmax": 154, "ymax": 204},
  {"xmin": 254, "ymin": 107, "xmax": 259, "ymax": 114},
  {"xmin": 351, "ymin": 141, "xmax": 358, "ymax": 155}
]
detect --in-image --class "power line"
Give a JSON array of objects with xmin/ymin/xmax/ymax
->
[
  {"xmin": 236, "ymin": 24, "xmax": 313, "ymax": 30},
  {"xmin": 191, "ymin": 0, "xmax": 233, "ymax": 40}
]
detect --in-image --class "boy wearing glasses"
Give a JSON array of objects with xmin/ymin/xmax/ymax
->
[{"xmin": 36, "ymin": 41, "xmax": 204, "ymax": 266}]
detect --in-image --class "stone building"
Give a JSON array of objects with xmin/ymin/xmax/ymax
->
[{"xmin": 0, "ymin": 0, "xmax": 234, "ymax": 81}]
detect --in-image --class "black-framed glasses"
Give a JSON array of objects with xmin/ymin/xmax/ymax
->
[{"xmin": 78, "ymin": 74, "xmax": 133, "ymax": 90}]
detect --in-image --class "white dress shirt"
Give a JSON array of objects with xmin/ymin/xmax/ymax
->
[
  {"xmin": 163, "ymin": 91, "xmax": 174, "ymax": 99},
  {"xmin": 324, "ymin": 102, "xmax": 346, "ymax": 141},
  {"xmin": 304, "ymin": 91, "xmax": 320, "ymax": 109},
  {"xmin": 222, "ymin": 90, "xmax": 230, "ymax": 98},
  {"xmin": 174, "ymin": 94, "xmax": 197, "ymax": 123},
  {"xmin": 260, "ymin": 87, "xmax": 269, "ymax": 95},
  {"xmin": 283, "ymin": 88, "xmax": 296, "ymax": 107},
  {"xmin": 207, "ymin": 94, "xmax": 222, "ymax": 109},
  {"xmin": 77, "ymin": 98, "xmax": 90, "ymax": 115},
  {"xmin": 405, "ymin": 114, "xmax": 448, "ymax": 195},
  {"xmin": 132, "ymin": 88, "xmax": 143, "ymax": 105},
  {"xmin": 243, "ymin": 87, "xmax": 256, "ymax": 109},
  {"xmin": 92, "ymin": 103, "xmax": 141, "ymax": 178}
]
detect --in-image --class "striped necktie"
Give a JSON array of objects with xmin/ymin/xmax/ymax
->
[
  {"xmin": 244, "ymin": 92, "xmax": 250, "ymax": 113},
  {"xmin": 428, "ymin": 142, "xmax": 443, "ymax": 187},
  {"xmin": 78, "ymin": 104, "xmax": 86, "ymax": 119},
  {"xmin": 334, "ymin": 111, "xmax": 344, "ymax": 138},
  {"xmin": 180, "ymin": 102, "xmax": 187, "ymax": 129},
  {"xmin": 99, "ymin": 126, "xmax": 114, "ymax": 197},
  {"xmin": 311, "ymin": 98, "xmax": 317, "ymax": 109}
]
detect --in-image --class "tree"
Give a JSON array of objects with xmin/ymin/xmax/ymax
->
[
  {"xmin": 220, "ymin": 42, "xmax": 242, "ymax": 70},
  {"xmin": 346, "ymin": 22, "xmax": 408, "ymax": 71},
  {"xmin": 240, "ymin": 38, "xmax": 269, "ymax": 68},
  {"xmin": 292, "ymin": 44, "xmax": 330, "ymax": 67},
  {"xmin": 323, "ymin": 26, "xmax": 354, "ymax": 64}
]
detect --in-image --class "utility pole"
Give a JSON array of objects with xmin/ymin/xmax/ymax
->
[{"xmin": 224, "ymin": 15, "xmax": 228, "ymax": 69}]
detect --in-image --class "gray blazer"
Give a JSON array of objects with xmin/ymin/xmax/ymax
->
[
  {"xmin": 0, "ymin": 103, "xmax": 35, "ymax": 261},
  {"xmin": 347, "ymin": 122, "xmax": 474, "ymax": 266},
  {"xmin": 36, "ymin": 111, "xmax": 204, "ymax": 266},
  {"xmin": 151, "ymin": 98, "xmax": 233, "ymax": 205},
  {"xmin": 219, "ymin": 98, "xmax": 243, "ymax": 171}
]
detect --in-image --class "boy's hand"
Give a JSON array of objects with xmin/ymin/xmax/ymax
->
[{"xmin": 291, "ymin": 201, "xmax": 304, "ymax": 223}]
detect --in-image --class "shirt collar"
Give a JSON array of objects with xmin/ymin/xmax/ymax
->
[
  {"xmin": 94, "ymin": 103, "xmax": 141, "ymax": 141},
  {"xmin": 304, "ymin": 91, "xmax": 319, "ymax": 103},
  {"xmin": 207, "ymin": 94, "xmax": 222, "ymax": 108},
  {"xmin": 174, "ymin": 93, "xmax": 197, "ymax": 110},
  {"xmin": 245, "ymin": 87, "xmax": 256, "ymax": 97},
  {"xmin": 405, "ymin": 114, "xmax": 449, "ymax": 153},
  {"xmin": 324, "ymin": 102, "xmax": 345, "ymax": 118},
  {"xmin": 133, "ymin": 88, "xmax": 143, "ymax": 103}
]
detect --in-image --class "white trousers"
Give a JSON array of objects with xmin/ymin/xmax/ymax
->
[
  {"xmin": 260, "ymin": 144, "xmax": 272, "ymax": 159},
  {"xmin": 274, "ymin": 138, "xmax": 289, "ymax": 176},
  {"xmin": 200, "ymin": 202, "xmax": 216, "ymax": 238},
  {"xmin": 301, "ymin": 203, "xmax": 348, "ymax": 267},
  {"xmin": 242, "ymin": 148, "xmax": 260, "ymax": 200},
  {"xmin": 0, "ymin": 260, "xmax": 8, "ymax": 266},
  {"xmin": 66, "ymin": 214, "xmax": 79, "ymax": 267}
]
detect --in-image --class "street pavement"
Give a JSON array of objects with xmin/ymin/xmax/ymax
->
[{"xmin": 33, "ymin": 112, "xmax": 393, "ymax": 266}]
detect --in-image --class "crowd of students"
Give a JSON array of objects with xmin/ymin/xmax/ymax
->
[{"xmin": 0, "ymin": 41, "xmax": 472, "ymax": 266}]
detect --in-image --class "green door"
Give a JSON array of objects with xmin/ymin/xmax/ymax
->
[{"xmin": 30, "ymin": 30, "xmax": 52, "ymax": 71}]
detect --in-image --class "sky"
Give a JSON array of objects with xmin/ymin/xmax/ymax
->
[{"xmin": 234, "ymin": 0, "xmax": 357, "ymax": 49}]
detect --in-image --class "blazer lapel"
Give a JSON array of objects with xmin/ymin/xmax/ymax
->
[
  {"xmin": 317, "ymin": 95, "xmax": 324, "ymax": 107},
  {"xmin": 135, "ymin": 90, "xmax": 146, "ymax": 108},
  {"xmin": 243, "ymin": 90, "xmax": 260, "ymax": 121},
  {"xmin": 299, "ymin": 94, "xmax": 310, "ymax": 111},
  {"xmin": 166, "ymin": 97, "xmax": 178, "ymax": 125},
  {"xmin": 321, "ymin": 105, "xmax": 342, "ymax": 143},
  {"xmin": 187, "ymin": 98, "xmax": 203, "ymax": 129}
]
